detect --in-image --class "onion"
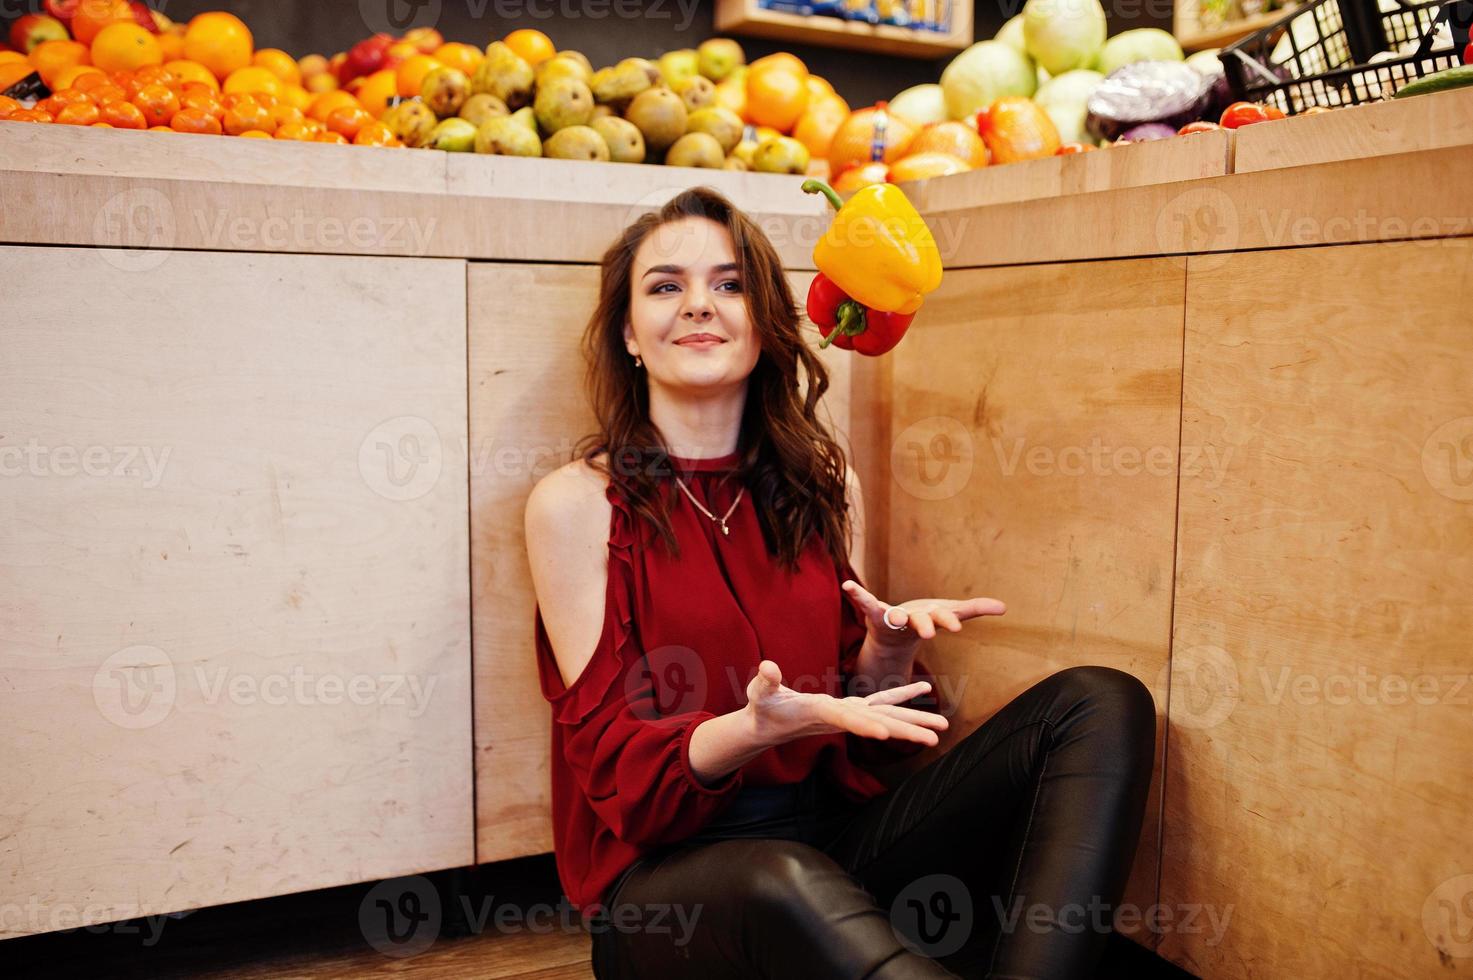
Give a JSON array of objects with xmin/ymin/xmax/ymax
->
[{"xmin": 1085, "ymin": 60, "xmax": 1213, "ymax": 141}]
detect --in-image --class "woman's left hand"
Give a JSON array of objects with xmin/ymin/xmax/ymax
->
[{"xmin": 841, "ymin": 579, "xmax": 1007, "ymax": 646}]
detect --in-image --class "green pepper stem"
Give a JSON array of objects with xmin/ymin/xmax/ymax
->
[
  {"xmin": 801, "ymin": 178, "xmax": 844, "ymax": 212},
  {"xmin": 818, "ymin": 302, "xmax": 867, "ymax": 349}
]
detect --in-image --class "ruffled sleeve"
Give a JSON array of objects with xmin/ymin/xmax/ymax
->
[
  {"xmin": 836, "ymin": 557, "xmax": 945, "ymax": 765},
  {"xmin": 534, "ymin": 483, "xmax": 744, "ymax": 847}
]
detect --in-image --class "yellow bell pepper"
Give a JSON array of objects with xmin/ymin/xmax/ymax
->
[{"xmin": 802, "ymin": 178, "xmax": 942, "ymax": 316}]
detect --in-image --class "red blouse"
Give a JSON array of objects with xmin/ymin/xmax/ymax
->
[{"xmin": 533, "ymin": 449, "xmax": 940, "ymax": 918}]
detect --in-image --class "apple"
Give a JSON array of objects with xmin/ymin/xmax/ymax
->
[
  {"xmin": 404, "ymin": 27, "xmax": 443, "ymax": 55},
  {"xmin": 9, "ymin": 14, "xmax": 68, "ymax": 53},
  {"xmin": 342, "ymin": 33, "xmax": 394, "ymax": 82},
  {"xmin": 125, "ymin": 0, "xmax": 157, "ymax": 31}
]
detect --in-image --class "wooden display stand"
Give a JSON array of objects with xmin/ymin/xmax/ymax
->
[{"xmin": 2, "ymin": 88, "xmax": 1471, "ymax": 977}]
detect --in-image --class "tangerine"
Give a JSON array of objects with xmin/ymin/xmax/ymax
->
[
  {"xmin": 274, "ymin": 120, "xmax": 314, "ymax": 140},
  {"xmin": 10, "ymin": 108, "xmax": 55, "ymax": 122},
  {"xmin": 223, "ymin": 96, "xmax": 273, "ymax": 135},
  {"xmin": 433, "ymin": 42, "xmax": 482, "ymax": 75},
  {"xmin": 0, "ymin": 62, "xmax": 35, "ymax": 91},
  {"xmin": 56, "ymin": 101, "xmax": 101, "ymax": 125},
  {"xmin": 325, "ymin": 104, "xmax": 373, "ymax": 140},
  {"xmin": 355, "ymin": 68, "xmax": 397, "ymax": 117},
  {"xmin": 313, "ymin": 130, "xmax": 348, "ymax": 144},
  {"xmin": 29, "ymin": 39, "xmax": 91, "ymax": 89},
  {"xmin": 353, "ymin": 120, "xmax": 397, "ymax": 146},
  {"xmin": 223, "ymin": 65, "xmax": 281, "ymax": 97},
  {"xmin": 100, "ymin": 98, "xmax": 146, "ymax": 128},
  {"xmin": 52, "ymin": 64, "xmax": 105, "ymax": 90},
  {"xmin": 170, "ymin": 105, "xmax": 222, "ymax": 133},
  {"xmin": 131, "ymin": 82, "xmax": 179, "ymax": 126},
  {"xmin": 164, "ymin": 59, "xmax": 218, "ymax": 89},
  {"xmin": 395, "ymin": 54, "xmax": 441, "ymax": 99},
  {"xmin": 237, "ymin": 129, "xmax": 271, "ymax": 138},
  {"xmin": 307, "ymin": 89, "xmax": 358, "ymax": 123},
  {"xmin": 0, "ymin": 94, "xmax": 19, "ymax": 118}
]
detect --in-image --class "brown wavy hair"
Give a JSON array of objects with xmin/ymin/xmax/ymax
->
[{"xmin": 571, "ymin": 185, "xmax": 852, "ymax": 576}]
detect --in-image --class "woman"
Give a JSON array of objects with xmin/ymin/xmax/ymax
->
[{"xmin": 524, "ymin": 186, "xmax": 1156, "ymax": 979}]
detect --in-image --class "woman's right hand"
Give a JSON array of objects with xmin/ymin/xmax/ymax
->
[{"xmin": 744, "ymin": 659, "xmax": 948, "ymax": 749}]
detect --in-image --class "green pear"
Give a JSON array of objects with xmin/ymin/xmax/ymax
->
[
  {"xmin": 624, "ymin": 86, "xmax": 687, "ymax": 153},
  {"xmin": 420, "ymin": 65, "xmax": 470, "ymax": 118},
  {"xmin": 673, "ymin": 75, "xmax": 716, "ymax": 111},
  {"xmin": 657, "ymin": 48, "xmax": 700, "ymax": 87},
  {"xmin": 592, "ymin": 60, "xmax": 652, "ymax": 105},
  {"xmin": 590, "ymin": 115, "xmax": 645, "ymax": 163},
  {"xmin": 535, "ymin": 52, "xmax": 592, "ymax": 88},
  {"xmin": 685, "ymin": 106, "xmax": 743, "ymax": 154},
  {"xmin": 472, "ymin": 41, "xmax": 533, "ymax": 109},
  {"xmin": 383, "ymin": 101, "xmax": 438, "ymax": 148},
  {"xmin": 534, "ymin": 77, "xmax": 594, "ymax": 133},
  {"xmin": 664, "ymin": 132, "xmax": 724, "ymax": 168},
  {"xmin": 429, "ymin": 117, "xmax": 477, "ymax": 151},
  {"xmin": 458, "ymin": 93, "xmax": 508, "ymax": 128},
  {"xmin": 698, "ymin": 38, "xmax": 745, "ymax": 81},
  {"xmin": 544, "ymin": 125, "xmax": 611, "ymax": 161},
  {"xmin": 752, "ymin": 135, "xmax": 810, "ymax": 174},
  {"xmin": 475, "ymin": 115, "xmax": 541, "ymax": 156}
]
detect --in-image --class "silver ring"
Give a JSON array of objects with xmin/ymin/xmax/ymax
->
[{"xmin": 883, "ymin": 605, "xmax": 908, "ymax": 630}]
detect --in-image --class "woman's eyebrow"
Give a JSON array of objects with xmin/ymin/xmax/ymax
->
[{"xmin": 640, "ymin": 262, "xmax": 741, "ymax": 279}]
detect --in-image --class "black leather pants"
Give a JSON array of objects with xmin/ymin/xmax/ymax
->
[{"xmin": 587, "ymin": 665, "xmax": 1157, "ymax": 980}]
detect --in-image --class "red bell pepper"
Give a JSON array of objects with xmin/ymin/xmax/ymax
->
[{"xmin": 807, "ymin": 272, "xmax": 915, "ymax": 356}]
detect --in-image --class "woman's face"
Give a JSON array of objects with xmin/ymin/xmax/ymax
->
[{"xmin": 624, "ymin": 216, "xmax": 761, "ymax": 391}]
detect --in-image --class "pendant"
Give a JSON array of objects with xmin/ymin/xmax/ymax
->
[{"xmin": 718, "ymin": 519, "xmax": 729, "ymax": 536}]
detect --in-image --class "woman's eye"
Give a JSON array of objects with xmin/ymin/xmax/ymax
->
[
  {"xmin": 652, "ymin": 282, "xmax": 677, "ymax": 293},
  {"xmin": 718, "ymin": 280, "xmax": 741, "ymax": 292}
]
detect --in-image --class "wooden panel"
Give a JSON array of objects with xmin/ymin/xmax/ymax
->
[
  {"xmin": 0, "ymin": 246, "xmax": 472, "ymax": 939},
  {"xmin": 928, "ymin": 144, "xmax": 1473, "ymax": 267},
  {"xmin": 907, "ymin": 129, "xmax": 1233, "ymax": 212},
  {"xmin": 468, "ymin": 264, "xmax": 857, "ymax": 864},
  {"xmin": 1234, "ymin": 88, "xmax": 1473, "ymax": 174},
  {"xmin": 1161, "ymin": 238, "xmax": 1473, "ymax": 978},
  {"xmin": 886, "ymin": 258, "xmax": 1187, "ymax": 942}
]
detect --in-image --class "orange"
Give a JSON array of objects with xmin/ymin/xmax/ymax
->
[
  {"xmin": 70, "ymin": 0, "xmax": 135, "ymax": 46},
  {"xmin": 223, "ymin": 97, "xmax": 273, "ymax": 135},
  {"xmin": 832, "ymin": 160, "xmax": 890, "ymax": 193},
  {"xmin": 274, "ymin": 120, "xmax": 314, "ymax": 140},
  {"xmin": 170, "ymin": 105, "xmax": 222, "ymax": 133},
  {"xmin": 100, "ymin": 98, "xmax": 146, "ymax": 128},
  {"xmin": 304, "ymin": 71, "xmax": 337, "ymax": 93},
  {"xmin": 131, "ymin": 82, "xmax": 179, "ymax": 126},
  {"xmin": 252, "ymin": 48, "xmax": 300, "ymax": 85},
  {"xmin": 394, "ymin": 54, "xmax": 441, "ymax": 98},
  {"xmin": 56, "ymin": 101, "xmax": 101, "ymax": 125},
  {"xmin": 164, "ymin": 59, "xmax": 218, "ymax": 89},
  {"xmin": 353, "ymin": 120, "xmax": 396, "ymax": 146},
  {"xmin": 502, "ymin": 29, "xmax": 554, "ymax": 66},
  {"xmin": 280, "ymin": 84, "xmax": 310, "ymax": 111},
  {"xmin": 223, "ymin": 65, "xmax": 281, "ymax": 97},
  {"xmin": 325, "ymin": 104, "xmax": 373, "ymax": 140},
  {"xmin": 0, "ymin": 62, "xmax": 35, "ymax": 91},
  {"xmin": 307, "ymin": 89, "xmax": 358, "ymax": 123},
  {"xmin": 749, "ymin": 52, "xmax": 806, "ymax": 76},
  {"xmin": 828, "ymin": 103, "xmax": 919, "ymax": 172},
  {"xmin": 53, "ymin": 64, "xmax": 105, "ymax": 90},
  {"xmin": 0, "ymin": 51, "xmax": 27, "ymax": 66},
  {"xmin": 313, "ymin": 130, "xmax": 348, "ymax": 144},
  {"xmin": 183, "ymin": 11, "xmax": 252, "ymax": 80},
  {"xmin": 792, "ymin": 94, "xmax": 849, "ymax": 158},
  {"xmin": 906, "ymin": 120, "xmax": 989, "ymax": 169},
  {"xmin": 29, "ymin": 39, "xmax": 90, "ymax": 89},
  {"xmin": 888, "ymin": 151, "xmax": 971, "ymax": 182},
  {"xmin": 158, "ymin": 27, "xmax": 185, "ymax": 61},
  {"xmin": 91, "ymin": 22, "xmax": 162, "ymax": 73},
  {"xmin": 355, "ymin": 68, "xmax": 397, "ymax": 118},
  {"xmin": 805, "ymin": 74, "xmax": 835, "ymax": 103},
  {"xmin": 746, "ymin": 61, "xmax": 808, "ymax": 132},
  {"xmin": 0, "ymin": 94, "xmax": 20, "ymax": 118},
  {"xmin": 433, "ymin": 42, "xmax": 482, "ymax": 75}
]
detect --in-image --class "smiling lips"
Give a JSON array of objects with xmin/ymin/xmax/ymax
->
[{"xmin": 675, "ymin": 333, "xmax": 725, "ymax": 346}]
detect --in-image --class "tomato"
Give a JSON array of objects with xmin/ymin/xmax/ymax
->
[
  {"xmin": 1219, "ymin": 101, "xmax": 1271, "ymax": 128},
  {"xmin": 1178, "ymin": 120, "xmax": 1221, "ymax": 134},
  {"xmin": 1055, "ymin": 141, "xmax": 1097, "ymax": 154},
  {"xmin": 1262, "ymin": 103, "xmax": 1285, "ymax": 120},
  {"xmin": 43, "ymin": 0, "xmax": 80, "ymax": 23}
]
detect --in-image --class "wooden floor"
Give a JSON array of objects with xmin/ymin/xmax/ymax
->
[{"xmin": 5, "ymin": 853, "xmax": 1196, "ymax": 978}]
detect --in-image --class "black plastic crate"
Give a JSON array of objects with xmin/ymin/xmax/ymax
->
[{"xmin": 1220, "ymin": 0, "xmax": 1473, "ymax": 113}]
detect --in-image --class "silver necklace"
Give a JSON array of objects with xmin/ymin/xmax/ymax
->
[{"xmin": 672, "ymin": 475, "xmax": 744, "ymax": 536}]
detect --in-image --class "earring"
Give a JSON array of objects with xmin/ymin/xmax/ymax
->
[{"xmin": 633, "ymin": 354, "xmax": 643, "ymax": 368}]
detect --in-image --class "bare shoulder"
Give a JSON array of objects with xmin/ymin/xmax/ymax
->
[
  {"xmin": 843, "ymin": 461, "xmax": 867, "ymax": 583},
  {"xmin": 525, "ymin": 454, "xmax": 616, "ymax": 690}
]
